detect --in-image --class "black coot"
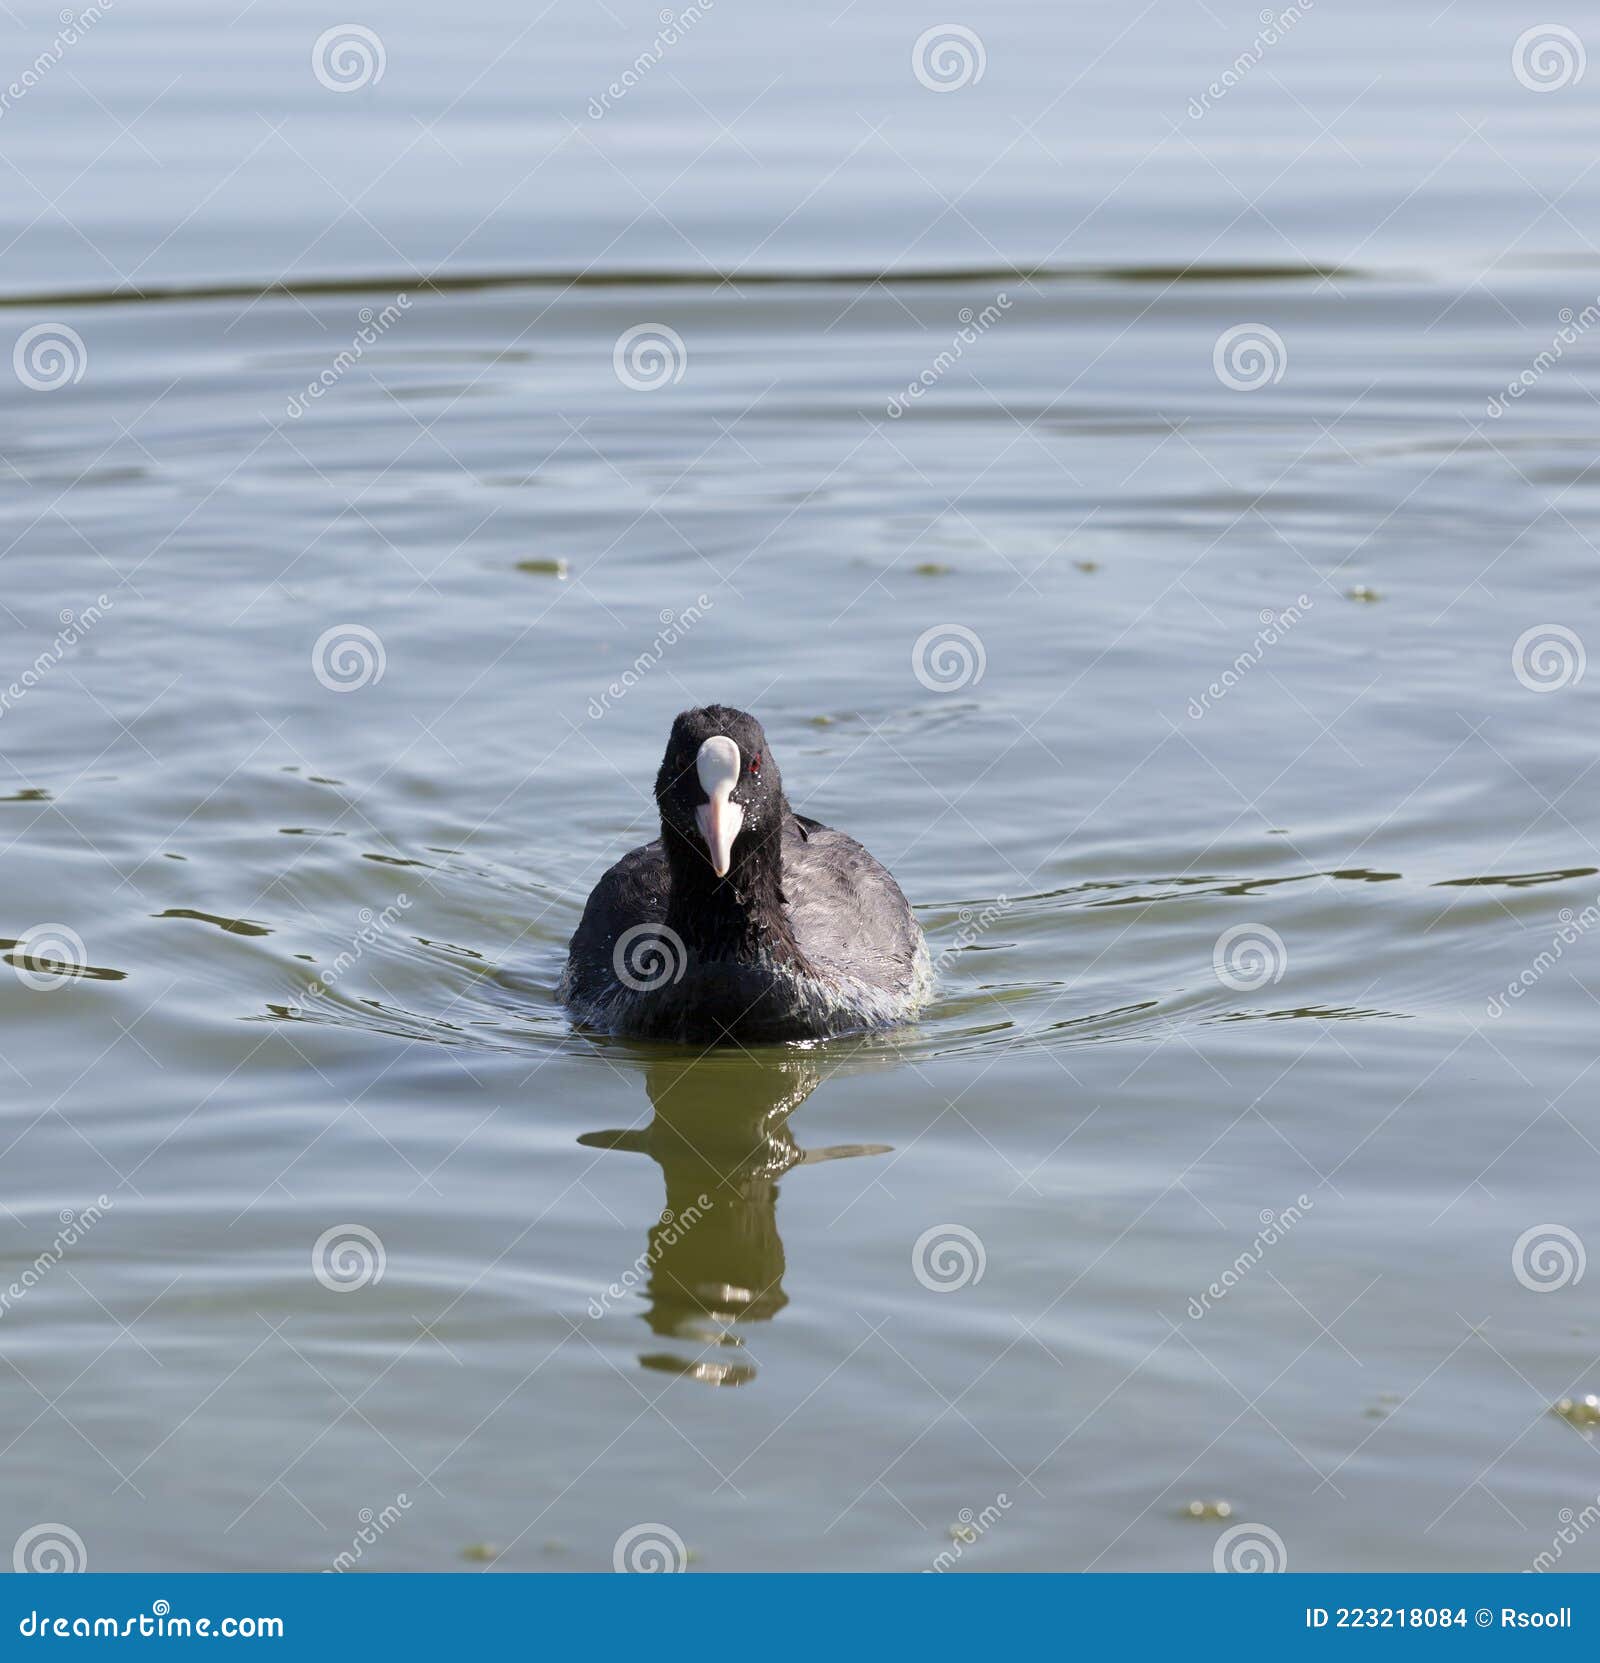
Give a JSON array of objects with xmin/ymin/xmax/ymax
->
[{"xmin": 560, "ymin": 706, "xmax": 930, "ymax": 1043}]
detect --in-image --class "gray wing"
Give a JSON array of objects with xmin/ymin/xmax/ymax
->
[{"xmin": 783, "ymin": 815, "xmax": 925, "ymax": 997}]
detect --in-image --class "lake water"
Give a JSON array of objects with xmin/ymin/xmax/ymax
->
[{"xmin": 1, "ymin": 0, "xmax": 1598, "ymax": 1574}]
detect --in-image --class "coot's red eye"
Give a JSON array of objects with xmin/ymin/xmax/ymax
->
[{"xmin": 749, "ymin": 753, "xmax": 761, "ymax": 775}]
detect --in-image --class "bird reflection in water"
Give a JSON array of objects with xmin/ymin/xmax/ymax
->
[{"xmin": 578, "ymin": 1051, "xmax": 888, "ymax": 1386}]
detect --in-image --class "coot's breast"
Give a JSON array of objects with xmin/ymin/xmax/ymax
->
[{"xmin": 559, "ymin": 817, "xmax": 928, "ymax": 1041}]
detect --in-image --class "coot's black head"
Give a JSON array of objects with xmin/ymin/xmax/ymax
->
[{"xmin": 655, "ymin": 705, "xmax": 786, "ymax": 880}]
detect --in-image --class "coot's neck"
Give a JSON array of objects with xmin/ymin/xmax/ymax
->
[{"xmin": 662, "ymin": 816, "xmax": 808, "ymax": 970}]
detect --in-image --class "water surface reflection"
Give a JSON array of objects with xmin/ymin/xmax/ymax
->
[{"xmin": 580, "ymin": 1053, "xmax": 889, "ymax": 1387}]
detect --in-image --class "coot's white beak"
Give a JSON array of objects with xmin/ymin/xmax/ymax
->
[{"xmin": 694, "ymin": 734, "xmax": 743, "ymax": 878}]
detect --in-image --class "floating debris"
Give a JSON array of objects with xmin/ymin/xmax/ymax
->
[
  {"xmin": 1553, "ymin": 1395, "xmax": 1600, "ymax": 1428},
  {"xmin": 1182, "ymin": 1500, "xmax": 1233, "ymax": 1520},
  {"xmin": 461, "ymin": 1542, "xmax": 499, "ymax": 1563},
  {"xmin": 913, "ymin": 562, "xmax": 953, "ymax": 576},
  {"xmin": 1345, "ymin": 585, "xmax": 1380, "ymax": 603},
  {"xmin": 516, "ymin": 558, "xmax": 569, "ymax": 579},
  {"xmin": 1073, "ymin": 559, "xmax": 1100, "ymax": 573}
]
